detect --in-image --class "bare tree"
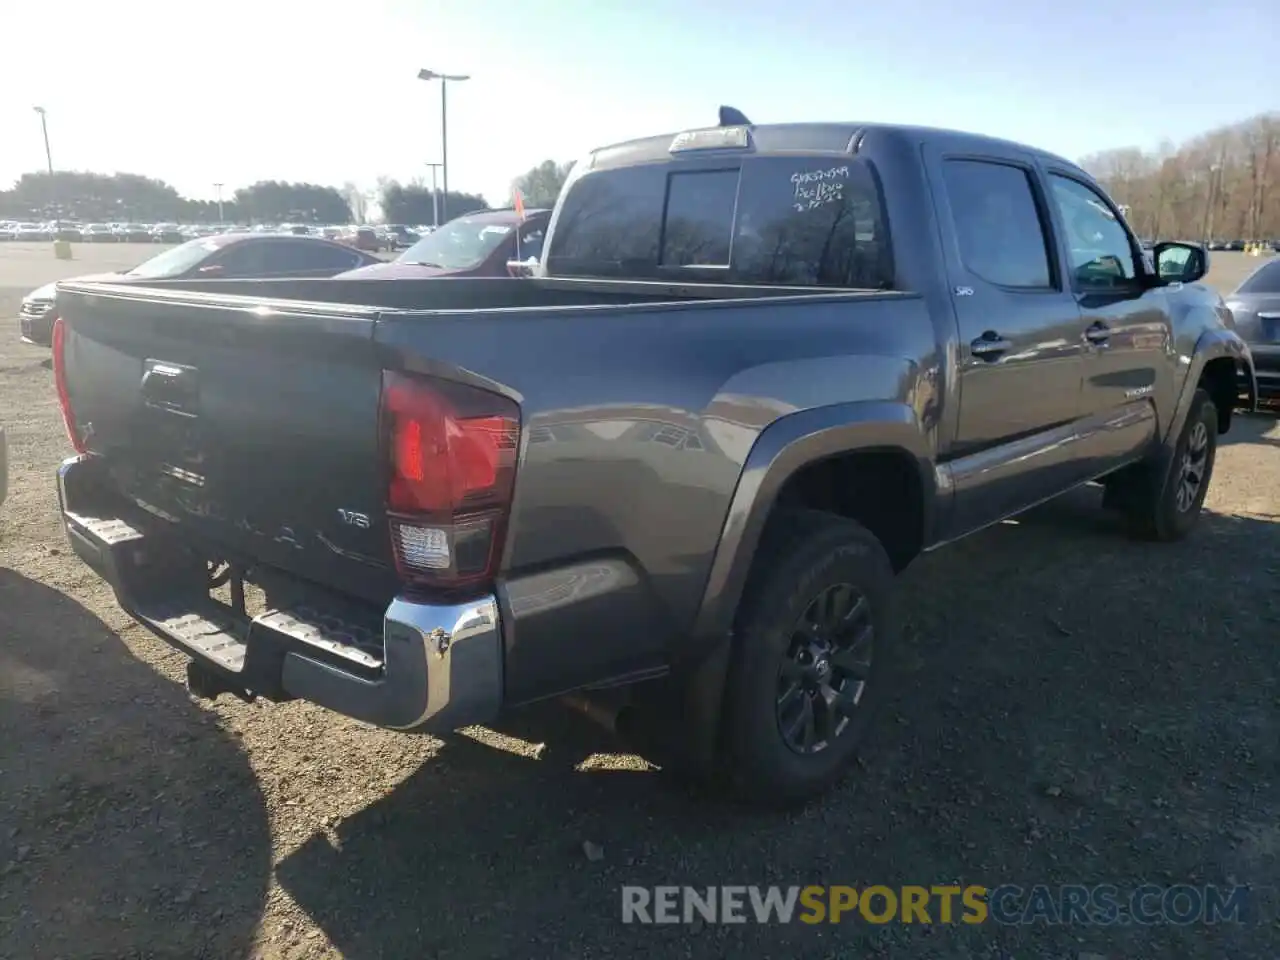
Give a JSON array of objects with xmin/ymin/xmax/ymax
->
[
  {"xmin": 1081, "ymin": 112, "xmax": 1280, "ymax": 243},
  {"xmin": 1241, "ymin": 116, "xmax": 1278, "ymax": 239},
  {"xmin": 341, "ymin": 181, "xmax": 368, "ymax": 224},
  {"xmin": 512, "ymin": 160, "xmax": 575, "ymax": 208}
]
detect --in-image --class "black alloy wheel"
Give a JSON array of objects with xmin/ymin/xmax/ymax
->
[{"xmin": 776, "ymin": 582, "xmax": 874, "ymax": 755}]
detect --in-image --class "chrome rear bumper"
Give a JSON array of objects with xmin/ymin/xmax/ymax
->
[{"xmin": 57, "ymin": 454, "xmax": 503, "ymax": 732}]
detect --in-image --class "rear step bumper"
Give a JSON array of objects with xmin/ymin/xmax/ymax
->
[{"xmin": 56, "ymin": 454, "xmax": 502, "ymax": 733}]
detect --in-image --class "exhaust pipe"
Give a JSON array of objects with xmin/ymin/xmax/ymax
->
[{"xmin": 559, "ymin": 692, "xmax": 631, "ymax": 735}]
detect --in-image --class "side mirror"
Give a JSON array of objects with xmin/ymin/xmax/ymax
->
[{"xmin": 1152, "ymin": 242, "xmax": 1208, "ymax": 285}]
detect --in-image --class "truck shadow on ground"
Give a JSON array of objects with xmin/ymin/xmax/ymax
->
[
  {"xmin": 275, "ymin": 489, "xmax": 1280, "ymax": 958},
  {"xmin": 1228, "ymin": 410, "xmax": 1280, "ymax": 447},
  {"xmin": 0, "ymin": 569, "xmax": 271, "ymax": 960}
]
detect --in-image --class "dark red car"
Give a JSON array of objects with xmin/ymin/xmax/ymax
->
[{"xmin": 334, "ymin": 208, "xmax": 550, "ymax": 280}]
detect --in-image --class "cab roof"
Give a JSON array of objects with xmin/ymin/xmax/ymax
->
[{"xmin": 585, "ymin": 121, "xmax": 1077, "ymax": 174}]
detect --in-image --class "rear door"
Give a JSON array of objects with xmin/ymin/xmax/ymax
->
[
  {"xmin": 58, "ymin": 285, "xmax": 399, "ymax": 603},
  {"xmin": 925, "ymin": 148, "xmax": 1087, "ymax": 536}
]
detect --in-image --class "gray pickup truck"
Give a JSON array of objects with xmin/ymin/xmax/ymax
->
[{"xmin": 53, "ymin": 117, "xmax": 1255, "ymax": 806}]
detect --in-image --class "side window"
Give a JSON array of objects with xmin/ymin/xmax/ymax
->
[
  {"xmin": 1047, "ymin": 175, "xmax": 1137, "ymax": 288},
  {"xmin": 259, "ymin": 241, "xmax": 361, "ymax": 274},
  {"xmin": 312, "ymin": 244, "xmax": 362, "ymax": 271},
  {"xmin": 942, "ymin": 160, "xmax": 1054, "ymax": 289},
  {"xmin": 210, "ymin": 242, "xmax": 266, "ymax": 276}
]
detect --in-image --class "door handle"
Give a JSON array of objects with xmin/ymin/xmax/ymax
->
[
  {"xmin": 1085, "ymin": 322, "xmax": 1111, "ymax": 344},
  {"xmin": 970, "ymin": 333, "xmax": 1012, "ymax": 359}
]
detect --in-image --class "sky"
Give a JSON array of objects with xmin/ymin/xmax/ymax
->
[{"xmin": 1, "ymin": 0, "xmax": 1276, "ymax": 206}]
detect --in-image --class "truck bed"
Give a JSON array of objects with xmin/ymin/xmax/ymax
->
[{"xmin": 56, "ymin": 275, "xmax": 932, "ymax": 700}]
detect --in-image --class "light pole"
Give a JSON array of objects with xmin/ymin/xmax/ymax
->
[
  {"xmin": 1201, "ymin": 158, "xmax": 1224, "ymax": 246},
  {"xmin": 416, "ymin": 68, "xmax": 469, "ymax": 223},
  {"xmin": 424, "ymin": 162, "xmax": 443, "ymax": 227},
  {"xmin": 33, "ymin": 106, "xmax": 57, "ymax": 231},
  {"xmin": 213, "ymin": 183, "xmax": 224, "ymax": 223}
]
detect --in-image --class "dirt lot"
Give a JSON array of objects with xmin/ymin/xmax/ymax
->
[{"xmin": 1, "ymin": 247, "xmax": 1276, "ymax": 959}]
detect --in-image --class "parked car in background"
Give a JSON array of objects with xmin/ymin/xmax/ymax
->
[
  {"xmin": 80, "ymin": 223, "xmax": 115, "ymax": 243},
  {"xmin": 149, "ymin": 223, "xmax": 185, "ymax": 243},
  {"xmin": 18, "ymin": 233, "xmax": 381, "ymax": 347},
  {"xmin": 1225, "ymin": 257, "xmax": 1280, "ymax": 400},
  {"xmin": 113, "ymin": 223, "xmax": 153, "ymax": 242},
  {"xmin": 384, "ymin": 224, "xmax": 420, "ymax": 249},
  {"xmin": 339, "ymin": 226, "xmax": 385, "ymax": 252},
  {"xmin": 335, "ymin": 208, "xmax": 550, "ymax": 280},
  {"xmin": 9, "ymin": 222, "xmax": 50, "ymax": 241}
]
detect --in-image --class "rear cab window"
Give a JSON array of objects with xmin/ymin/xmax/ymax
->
[{"xmin": 545, "ymin": 154, "xmax": 893, "ymax": 288}]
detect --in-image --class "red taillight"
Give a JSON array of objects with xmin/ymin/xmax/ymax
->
[
  {"xmin": 380, "ymin": 370, "xmax": 520, "ymax": 590},
  {"xmin": 51, "ymin": 316, "xmax": 87, "ymax": 454}
]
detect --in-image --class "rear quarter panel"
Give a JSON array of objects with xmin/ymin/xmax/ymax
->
[{"xmin": 375, "ymin": 293, "xmax": 941, "ymax": 700}]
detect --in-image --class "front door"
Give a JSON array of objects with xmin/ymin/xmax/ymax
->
[
  {"xmin": 1043, "ymin": 172, "xmax": 1167, "ymax": 471},
  {"xmin": 926, "ymin": 151, "xmax": 1087, "ymax": 537}
]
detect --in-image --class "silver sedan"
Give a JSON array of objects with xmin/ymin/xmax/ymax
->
[{"xmin": 1225, "ymin": 257, "xmax": 1280, "ymax": 401}]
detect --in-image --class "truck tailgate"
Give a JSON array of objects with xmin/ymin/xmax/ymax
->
[{"xmin": 57, "ymin": 284, "xmax": 399, "ymax": 603}]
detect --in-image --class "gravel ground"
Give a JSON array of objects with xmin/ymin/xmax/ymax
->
[{"xmin": 0, "ymin": 248, "xmax": 1276, "ymax": 959}]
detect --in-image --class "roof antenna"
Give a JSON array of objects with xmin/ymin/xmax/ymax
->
[{"xmin": 718, "ymin": 105, "xmax": 751, "ymax": 127}]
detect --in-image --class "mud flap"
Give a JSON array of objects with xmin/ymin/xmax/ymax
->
[{"xmin": 620, "ymin": 633, "xmax": 734, "ymax": 783}]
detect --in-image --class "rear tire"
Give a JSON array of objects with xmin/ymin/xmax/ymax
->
[
  {"xmin": 720, "ymin": 509, "xmax": 895, "ymax": 807},
  {"xmin": 1115, "ymin": 389, "xmax": 1218, "ymax": 541}
]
